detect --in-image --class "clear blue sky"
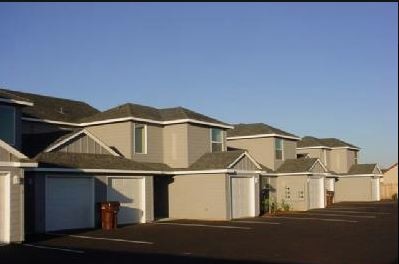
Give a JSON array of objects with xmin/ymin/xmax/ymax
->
[{"xmin": 0, "ymin": 3, "xmax": 397, "ymax": 167}]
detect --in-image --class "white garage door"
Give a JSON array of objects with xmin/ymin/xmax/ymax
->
[
  {"xmin": 309, "ymin": 177, "xmax": 325, "ymax": 209},
  {"xmin": 371, "ymin": 178, "xmax": 380, "ymax": 201},
  {"xmin": 231, "ymin": 177, "xmax": 253, "ymax": 219},
  {"xmin": 107, "ymin": 177, "xmax": 144, "ymax": 224},
  {"xmin": 46, "ymin": 176, "xmax": 94, "ymax": 232}
]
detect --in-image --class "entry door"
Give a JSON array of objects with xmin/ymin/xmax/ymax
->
[
  {"xmin": 46, "ymin": 176, "xmax": 94, "ymax": 232},
  {"xmin": 0, "ymin": 174, "xmax": 10, "ymax": 243},
  {"xmin": 231, "ymin": 177, "xmax": 253, "ymax": 219},
  {"xmin": 309, "ymin": 177, "xmax": 325, "ymax": 209},
  {"xmin": 371, "ymin": 178, "xmax": 380, "ymax": 201},
  {"xmin": 108, "ymin": 178, "xmax": 143, "ymax": 224}
]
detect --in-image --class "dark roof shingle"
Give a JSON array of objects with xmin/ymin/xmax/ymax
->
[
  {"xmin": 298, "ymin": 136, "xmax": 359, "ymax": 149},
  {"xmin": 79, "ymin": 103, "xmax": 229, "ymax": 126},
  {"xmin": 227, "ymin": 123, "xmax": 298, "ymax": 139},
  {"xmin": 275, "ymin": 158, "xmax": 319, "ymax": 173},
  {"xmin": 35, "ymin": 152, "xmax": 171, "ymax": 171},
  {"xmin": 348, "ymin": 164, "xmax": 379, "ymax": 174},
  {"xmin": 0, "ymin": 89, "xmax": 33, "ymax": 104},
  {"xmin": 1, "ymin": 88, "xmax": 99, "ymax": 123},
  {"xmin": 188, "ymin": 150, "xmax": 246, "ymax": 170}
]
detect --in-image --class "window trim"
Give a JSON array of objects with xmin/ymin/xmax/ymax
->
[
  {"xmin": 133, "ymin": 123, "xmax": 147, "ymax": 154},
  {"xmin": 0, "ymin": 105, "xmax": 16, "ymax": 146},
  {"xmin": 210, "ymin": 128, "xmax": 224, "ymax": 152},
  {"xmin": 275, "ymin": 138, "xmax": 284, "ymax": 160}
]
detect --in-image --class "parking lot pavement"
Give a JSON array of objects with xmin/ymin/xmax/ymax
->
[{"xmin": 1, "ymin": 201, "xmax": 397, "ymax": 264}]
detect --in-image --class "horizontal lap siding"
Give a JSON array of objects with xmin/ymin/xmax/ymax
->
[
  {"xmin": 233, "ymin": 156, "xmax": 258, "ymax": 171},
  {"xmin": 169, "ymin": 174, "xmax": 228, "ymax": 220},
  {"xmin": 276, "ymin": 175, "xmax": 308, "ymax": 211}
]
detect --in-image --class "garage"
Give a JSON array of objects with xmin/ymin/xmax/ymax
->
[
  {"xmin": 308, "ymin": 176, "xmax": 325, "ymax": 209},
  {"xmin": 45, "ymin": 176, "xmax": 94, "ymax": 232},
  {"xmin": 0, "ymin": 173, "xmax": 10, "ymax": 243},
  {"xmin": 107, "ymin": 177, "xmax": 144, "ymax": 224},
  {"xmin": 231, "ymin": 176, "xmax": 254, "ymax": 219}
]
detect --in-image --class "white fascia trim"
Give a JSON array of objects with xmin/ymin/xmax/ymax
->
[
  {"xmin": 227, "ymin": 134, "xmax": 300, "ymax": 141},
  {"xmin": 25, "ymin": 168, "xmax": 266, "ymax": 175},
  {"xmin": 26, "ymin": 168, "xmax": 164, "ymax": 174},
  {"xmin": 296, "ymin": 146, "xmax": 360, "ymax": 151},
  {"xmin": 0, "ymin": 98, "xmax": 33, "ymax": 106},
  {"xmin": 227, "ymin": 152, "xmax": 262, "ymax": 170},
  {"xmin": 44, "ymin": 129, "xmax": 120, "ymax": 156},
  {"xmin": 375, "ymin": 164, "xmax": 383, "ymax": 174},
  {"xmin": 261, "ymin": 172, "xmax": 332, "ymax": 176},
  {"xmin": 309, "ymin": 159, "xmax": 329, "ymax": 173},
  {"xmin": 22, "ymin": 117, "xmax": 80, "ymax": 126},
  {"xmin": 337, "ymin": 174, "xmax": 383, "ymax": 178},
  {"xmin": 0, "ymin": 161, "xmax": 38, "ymax": 168},
  {"xmin": 0, "ymin": 139, "xmax": 29, "ymax": 159},
  {"xmin": 22, "ymin": 116, "xmax": 233, "ymax": 129}
]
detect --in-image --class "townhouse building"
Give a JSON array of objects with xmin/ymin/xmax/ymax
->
[{"xmin": 297, "ymin": 136, "xmax": 382, "ymax": 202}]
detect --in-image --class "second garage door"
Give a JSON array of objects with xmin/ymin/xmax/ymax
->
[
  {"xmin": 309, "ymin": 177, "xmax": 325, "ymax": 209},
  {"xmin": 45, "ymin": 176, "xmax": 94, "ymax": 232},
  {"xmin": 231, "ymin": 177, "xmax": 254, "ymax": 219},
  {"xmin": 107, "ymin": 177, "xmax": 144, "ymax": 224}
]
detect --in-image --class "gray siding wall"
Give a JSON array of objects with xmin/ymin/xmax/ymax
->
[
  {"xmin": 0, "ymin": 168, "xmax": 24, "ymax": 242},
  {"xmin": 55, "ymin": 134, "xmax": 112, "ymax": 155},
  {"xmin": 276, "ymin": 175, "xmax": 309, "ymax": 211},
  {"xmin": 131, "ymin": 123, "xmax": 164, "ymax": 164},
  {"xmin": 163, "ymin": 124, "xmax": 189, "ymax": 168},
  {"xmin": 187, "ymin": 124, "xmax": 211, "ymax": 166},
  {"xmin": 86, "ymin": 122, "xmax": 133, "ymax": 158},
  {"xmin": 232, "ymin": 156, "xmax": 258, "ymax": 171},
  {"xmin": 227, "ymin": 137, "xmax": 275, "ymax": 169},
  {"xmin": 168, "ymin": 174, "xmax": 229, "ymax": 220},
  {"xmin": 330, "ymin": 149, "xmax": 349, "ymax": 173},
  {"xmin": 310, "ymin": 162, "xmax": 326, "ymax": 173}
]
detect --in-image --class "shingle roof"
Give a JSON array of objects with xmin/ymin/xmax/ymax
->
[
  {"xmin": 79, "ymin": 103, "xmax": 230, "ymax": 126},
  {"xmin": 348, "ymin": 164, "xmax": 379, "ymax": 174},
  {"xmin": 298, "ymin": 136, "xmax": 359, "ymax": 149},
  {"xmin": 227, "ymin": 123, "xmax": 299, "ymax": 139},
  {"xmin": 187, "ymin": 150, "xmax": 246, "ymax": 170},
  {"xmin": 0, "ymin": 89, "xmax": 33, "ymax": 104},
  {"xmin": 34, "ymin": 152, "xmax": 171, "ymax": 171},
  {"xmin": 275, "ymin": 158, "xmax": 319, "ymax": 173},
  {"xmin": 1, "ymin": 88, "xmax": 99, "ymax": 123}
]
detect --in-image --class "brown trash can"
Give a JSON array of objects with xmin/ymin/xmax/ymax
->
[
  {"xmin": 100, "ymin": 201, "xmax": 120, "ymax": 230},
  {"xmin": 326, "ymin": 191, "xmax": 334, "ymax": 206}
]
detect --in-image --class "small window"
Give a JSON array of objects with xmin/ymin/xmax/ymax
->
[
  {"xmin": 211, "ymin": 128, "xmax": 223, "ymax": 152},
  {"xmin": 0, "ymin": 105, "xmax": 16, "ymax": 145},
  {"xmin": 275, "ymin": 138, "xmax": 283, "ymax": 160},
  {"xmin": 134, "ymin": 124, "xmax": 146, "ymax": 154}
]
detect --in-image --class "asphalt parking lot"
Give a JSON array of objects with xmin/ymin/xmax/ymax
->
[{"xmin": 1, "ymin": 201, "xmax": 397, "ymax": 264}]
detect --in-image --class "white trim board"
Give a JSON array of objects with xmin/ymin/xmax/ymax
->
[
  {"xmin": 227, "ymin": 152, "xmax": 262, "ymax": 170},
  {"xmin": 0, "ymin": 98, "xmax": 33, "ymax": 106},
  {"xmin": 44, "ymin": 129, "xmax": 121, "ymax": 156},
  {"xmin": 0, "ymin": 162, "xmax": 38, "ymax": 168},
  {"xmin": 22, "ymin": 116, "xmax": 234, "ymax": 129},
  {"xmin": 227, "ymin": 134, "xmax": 300, "ymax": 141},
  {"xmin": 296, "ymin": 146, "xmax": 360, "ymax": 151},
  {"xmin": 0, "ymin": 139, "xmax": 29, "ymax": 160},
  {"xmin": 308, "ymin": 159, "xmax": 329, "ymax": 173}
]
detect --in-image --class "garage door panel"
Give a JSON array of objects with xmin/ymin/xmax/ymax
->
[
  {"xmin": 231, "ymin": 177, "xmax": 253, "ymax": 219},
  {"xmin": 107, "ymin": 178, "xmax": 143, "ymax": 224},
  {"xmin": 46, "ymin": 177, "xmax": 94, "ymax": 232},
  {"xmin": 309, "ymin": 177, "xmax": 324, "ymax": 209}
]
